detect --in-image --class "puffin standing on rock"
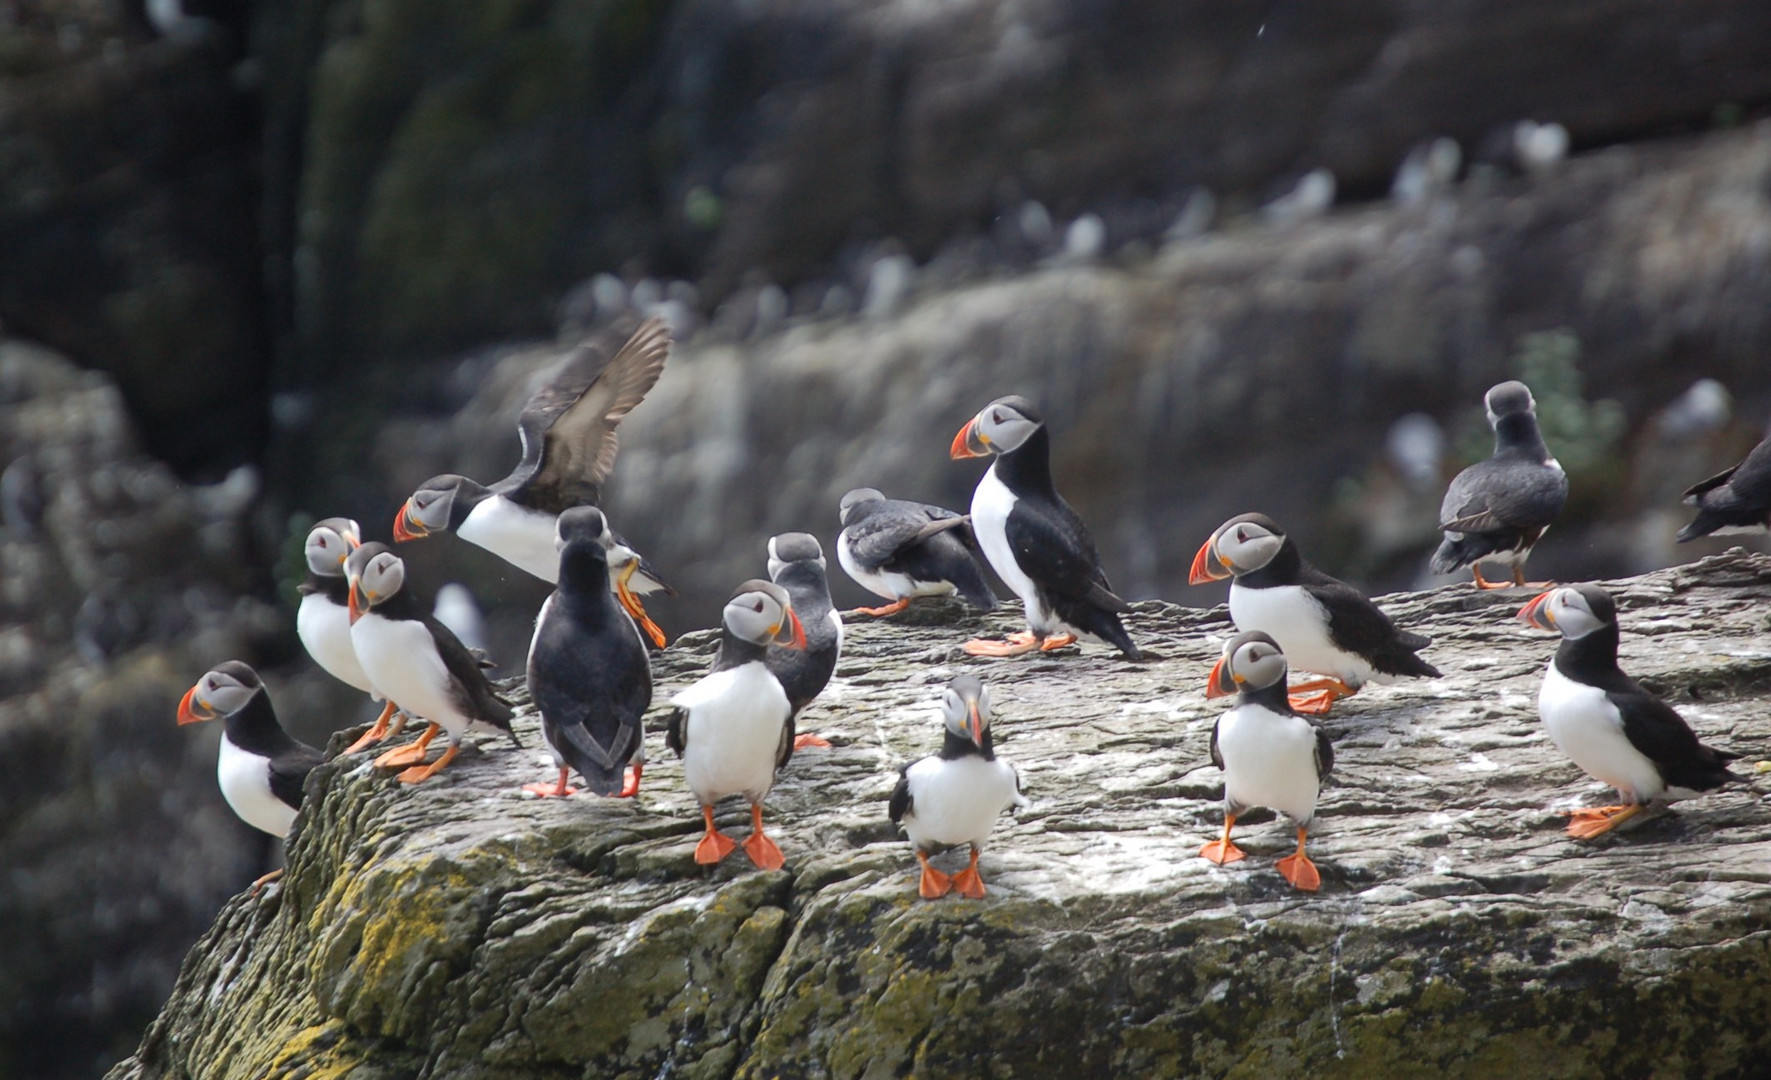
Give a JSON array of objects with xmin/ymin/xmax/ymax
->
[
  {"xmin": 346, "ymin": 542, "xmax": 520, "ymax": 784},
  {"xmin": 667, "ymin": 580, "xmax": 807, "ymax": 871},
  {"xmin": 392, "ymin": 317, "xmax": 673, "ymax": 632},
  {"xmin": 295, "ymin": 517, "xmax": 405, "ymax": 753},
  {"xmin": 1431, "ymin": 380, "xmax": 1568, "ymax": 589},
  {"xmin": 177, "ymin": 661, "xmax": 322, "ymax": 892},
  {"xmin": 949, "ymin": 396, "xmax": 1140, "ymax": 659},
  {"xmin": 888, "ymin": 675, "xmax": 1022, "ymax": 899},
  {"xmin": 835, "ymin": 488, "xmax": 998, "ymax": 616},
  {"xmin": 1676, "ymin": 432, "xmax": 1771, "ymax": 542},
  {"xmin": 1200, "ymin": 632, "xmax": 1334, "ymax": 892},
  {"xmin": 1518, "ymin": 584, "xmax": 1740, "ymax": 838},
  {"xmin": 763, "ymin": 533, "xmax": 840, "ymax": 750},
  {"xmin": 524, "ymin": 507, "xmax": 653, "ymax": 798},
  {"xmin": 1190, "ymin": 513, "xmax": 1439, "ymax": 714}
]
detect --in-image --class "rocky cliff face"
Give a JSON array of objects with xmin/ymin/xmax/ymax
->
[{"xmin": 109, "ymin": 552, "xmax": 1771, "ymax": 1079}]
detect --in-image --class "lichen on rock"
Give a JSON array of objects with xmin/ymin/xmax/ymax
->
[{"xmin": 110, "ymin": 553, "xmax": 1771, "ymax": 1078}]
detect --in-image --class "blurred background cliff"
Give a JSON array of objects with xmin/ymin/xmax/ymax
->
[{"xmin": 3, "ymin": 1, "xmax": 1771, "ymax": 1076}]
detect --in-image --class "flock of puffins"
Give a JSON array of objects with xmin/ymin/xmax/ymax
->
[{"xmin": 176, "ymin": 318, "xmax": 1765, "ymax": 899}]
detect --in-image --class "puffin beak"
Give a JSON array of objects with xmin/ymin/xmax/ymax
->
[
  {"xmin": 343, "ymin": 529, "xmax": 362, "ymax": 550},
  {"xmin": 616, "ymin": 560, "xmax": 668, "ymax": 648},
  {"xmin": 1189, "ymin": 538, "xmax": 1230, "ymax": 585},
  {"xmin": 176, "ymin": 685, "xmax": 210, "ymax": 725},
  {"xmin": 1517, "ymin": 590, "xmax": 1557, "ymax": 631},
  {"xmin": 949, "ymin": 417, "xmax": 991, "ymax": 460},
  {"xmin": 1205, "ymin": 656, "xmax": 1236, "ymax": 698},
  {"xmin": 774, "ymin": 609, "xmax": 808, "ymax": 651},
  {"xmin": 968, "ymin": 700, "xmax": 985, "ymax": 747},
  {"xmin": 393, "ymin": 502, "xmax": 424, "ymax": 542},
  {"xmin": 348, "ymin": 576, "xmax": 365, "ymax": 624}
]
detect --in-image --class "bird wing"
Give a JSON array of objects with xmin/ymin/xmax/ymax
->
[
  {"xmin": 887, "ymin": 763, "xmax": 913, "ymax": 824},
  {"xmin": 1609, "ymin": 682, "xmax": 1740, "ymax": 789},
  {"xmin": 1299, "ymin": 570, "xmax": 1432, "ymax": 658},
  {"xmin": 1438, "ymin": 459, "xmax": 1568, "ymax": 533},
  {"xmin": 1314, "ymin": 724, "xmax": 1335, "ymax": 782},
  {"xmin": 267, "ymin": 745, "xmax": 322, "ymax": 810},
  {"xmin": 665, "ymin": 707, "xmax": 688, "ymax": 757},
  {"xmin": 423, "ymin": 614, "xmax": 516, "ymax": 735},
  {"xmin": 846, "ymin": 504, "xmax": 966, "ymax": 567},
  {"xmin": 1003, "ymin": 501, "xmax": 1129, "ymax": 612},
  {"xmin": 500, "ymin": 317, "xmax": 671, "ymax": 512},
  {"xmin": 1209, "ymin": 717, "xmax": 1224, "ymax": 771},
  {"xmin": 1684, "ymin": 437, "xmax": 1771, "ymax": 506},
  {"xmin": 775, "ymin": 711, "xmax": 797, "ymax": 772}
]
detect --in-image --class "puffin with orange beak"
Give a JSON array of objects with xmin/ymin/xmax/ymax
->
[
  {"xmin": 295, "ymin": 517, "xmax": 407, "ymax": 753},
  {"xmin": 949, "ymin": 395, "xmax": 1140, "ymax": 659},
  {"xmin": 177, "ymin": 661, "xmax": 322, "ymax": 893},
  {"xmin": 392, "ymin": 317, "xmax": 674, "ymax": 620},
  {"xmin": 346, "ymin": 542, "xmax": 520, "ymax": 784},
  {"xmin": 1518, "ymin": 584, "xmax": 1739, "ymax": 839},
  {"xmin": 763, "ymin": 532, "xmax": 841, "ymax": 751},
  {"xmin": 666, "ymin": 580, "xmax": 808, "ymax": 871},
  {"xmin": 888, "ymin": 675, "xmax": 1022, "ymax": 899},
  {"xmin": 1190, "ymin": 513, "xmax": 1438, "ymax": 714},
  {"xmin": 1200, "ymin": 632, "xmax": 1334, "ymax": 892}
]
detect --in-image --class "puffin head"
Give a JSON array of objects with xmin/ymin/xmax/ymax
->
[
  {"xmin": 768, "ymin": 532, "xmax": 826, "ymax": 579},
  {"xmin": 178, "ymin": 660, "xmax": 264, "ymax": 725},
  {"xmin": 303, "ymin": 517, "xmax": 362, "ymax": 577},
  {"xmin": 395, "ymin": 475, "xmax": 474, "ymax": 542},
  {"xmin": 1207, "ymin": 631, "xmax": 1288, "ymax": 699},
  {"xmin": 838, "ymin": 487, "xmax": 886, "ymax": 526},
  {"xmin": 940, "ymin": 674, "xmax": 992, "ymax": 748},
  {"xmin": 723, "ymin": 579, "xmax": 806, "ymax": 650},
  {"xmin": 557, "ymin": 506, "xmax": 668, "ymax": 647},
  {"xmin": 951, "ymin": 395, "xmax": 1043, "ymax": 459},
  {"xmin": 1191, "ymin": 513, "xmax": 1286, "ymax": 585},
  {"xmin": 345, "ymin": 542, "xmax": 406, "ymax": 624},
  {"xmin": 556, "ymin": 505, "xmax": 613, "ymax": 553},
  {"xmin": 1517, "ymin": 584, "xmax": 1613, "ymax": 639},
  {"xmin": 1484, "ymin": 380, "xmax": 1537, "ymax": 426}
]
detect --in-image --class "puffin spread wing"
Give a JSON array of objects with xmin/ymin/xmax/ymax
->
[
  {"xmin": 1438, "ymin": 460, "xmax": 1567, "ymax": 533},
  {"xmin": 500, "ymin": 317, "xmax": 672, "ymax": 512},
  {"xmin": 1004, "ymin": 504, "xmax": 1129, "ymax": 612}
]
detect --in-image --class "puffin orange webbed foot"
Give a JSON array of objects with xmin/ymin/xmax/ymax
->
[
  {"xmin": 916, "ymin": 853, "xmax": 952, "ymax": 899},
  {"xmin": 856, "ymin": 598, "xmax": 912, "ymax": 617},
  {"xmin": 792, "ymin": 733, "xmax": 832, "ymax": 749}
]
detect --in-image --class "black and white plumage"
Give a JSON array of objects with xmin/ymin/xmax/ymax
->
[
  {"xmin": 393, "ymin": 317, "xmax": 673, "ymax": 607},
  {"xmin": 524, "ymin": 507, "xmax": 653, "ymax": 798},
  {"xmin": 949, "ymin": 396, "xmax": 1140, "ymax": 659},
  {"xmin": 763, "ymin": 534, "xmax": 841, "ymax": 751},
  {"xmin": 1518, "ymin": 585, "xmax": 1740, "ymax": 838},
  {"xmin": 295, "ymin": 517, "xmax": 404, "ymax": 753},
  {"xmin": 836, "ymin": 488, "xmax": 998, "ymax": 616},
  {"xmin": 665, "ymin": 580, "xmax": 807, "ymax": 871},
  {"xmin": 1677, "ymin": 433, "xmax": 1771, "ymax": 542},
  {"xmin": 1430, "ymin": 380, "xmax": 1568, "ymax": 588},
  {"xmin": 1190, "ymin": 513, "xmax": 1438, "ymax": 714},
  {"xmin": 1199, "ymin": 633, "xmax": 1333, "ymax": 892},
  {"xmin": 346, "ymin": 542, "xmax": 519, "ymax": 784},
  {"xmin": 178, "ymin": 662, "xmax": 322, "ymax": 892},
  {"xmin": 887, "ymin": 675, "xmax": 1021, "ymax": 899}
]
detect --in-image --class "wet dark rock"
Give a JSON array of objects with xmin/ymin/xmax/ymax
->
[{"xmin": 109, "ymin": 553, "xmax": 1771, "ymax": 1078}]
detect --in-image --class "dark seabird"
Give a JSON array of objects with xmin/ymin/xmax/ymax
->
[
  {"xmin": 836, "ymin": 488, "xmax": 998, "ymax": 616},
  {"xmin": 1431, "ymin": 380, "xmax": 1568, "ymax": 588}
]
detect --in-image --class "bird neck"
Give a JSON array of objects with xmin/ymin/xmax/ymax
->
[
  {"xmin": 938, "ymin": 728, "xmax": 995, "ymax": 761},
  {"xmin": 451, "ymin": 480, "xmax": 494, "ymax": 529},
  {"xmin": 1494, "ymin": 413, "xmax": 1552, "ymax": 463},
  {"xmin": 1239, "ymin": 680, "xmax": 1296, "ymax": 715},
  {"xmin": 556, "ymin": 544, "xmax": 614, "ymax": 615},
  {"xmin": 1235, "ymin": 538, "xmax": 1303, "ymax": 588},
  {"xmin": 713, "ymin": 633, "xmax": 770, "ymax": 671},
  {"xmin": 773, "ymin": 565, "xmax": 830, "ymax": 610},
  {"xmin": 222, "ymin": 693, "xmax": 299, "ymax": 757},
  {"xmin": 302, "ymin": 571, "xmax": 350, "ymax": 602},
  {"xmin": 366, "ymin": 586, "xmax": 425, "ymax": 622},
  {"xmin": 993, "ymin": 426, "xmax": 1056, "ymax": 496},
  {"xmin": 1553, "ymin": 624, "xmax": 1623, "ymax": 685}
]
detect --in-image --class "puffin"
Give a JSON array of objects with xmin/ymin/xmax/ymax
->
[
  {"xmin": 1199, "ymin": 632, "xmax": 1334, "ymax": 892},
  {"xmin": 177, "ymin": 661, "xmax": 322, "ymax": 892},
  {"xmin": 1517, "ymin": 584, "xmax": 1740, "ymax": 838},
  {"xmin": 294, "ymin": 517, "xmax": 406, "ymax": 754},
  {"xmin": 1190, "ymin": 513, "xmax": 1439, "ymax": 713},
  {"xmin": 524, "ymin": 506, "xmax": 654, "ymax": 797},
  {"xmin": 836, "ymin": 488, "xmax": 998, "ymax": 616},
  {"xmin": 392, "ymin": 317, "xmax": 673, "ymax": 634},
  {"xmin": 1431, "ymin": 380, "xmax": 1568, "ymax": 588},
  {"xmin": 949, "ymin": 396, "xmax": 1140, "ymax": 659},
  {"xmin": 763, "ymin": 532, "xmax": 840, "ymax": 750},
  {"xmin": 1677, "ymin": 432, "xmax": 1771, "ymax": 542},
  {"xmin": 888, "ymin": 675, "xmax": 1022, "ymax": 899},
  {"xmin": 665, "ymin": 580, "xmax": 807, "ymax": 871},
  {"xmin": 346, "ymin": 542, "xmax": 520, "ymax": 784}
]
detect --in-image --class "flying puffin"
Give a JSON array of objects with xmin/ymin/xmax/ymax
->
[
  {"xmin": 888, "ymin": 675, "xmax": 1021, "ymax": 899},
  {"xmin": 1431, "ymin": 380, "xmax": 1568, "ymax": 588},
  {"xmin": 346, "ymin": 542, "xmax": 520, "ymax": 784},
  {"xmin": 392, "ymin": 317, "xmax": 673, "ymax": 631},
  {"xmin": 836, "ymin": 488, "xmax": 998, "ymax": 616},
  {"xmin": 1677, "ymin": 432, "xmax": 1771, "ymax": 542},
  {"xmin": 294, "ymin": 517, "xmax": 406, "ymax": 753},
  {"xmin": 949, "ymin": 396, "xmax": 1140, "ymax": 659},
  {"xmin": 177, "ymin": 661, "xmax": 322, "ymax": 892},
  {"xmin": 1517, "ymin": 584, "xmax": 1740, "ymax": 838},
  {"xmin": 1190, "ymin": 513, "xmax": 1439, "ymax": 714},
  {"xmin": 666, "ymin": 580, "xmax": 807, "ymax": 871},
  {"xmin": 523, "ymin": 507, "xmax": 653, "ymax": 798},
  {"xmin": 1199, "ymin": 632, "xmax": 1334, "ymax": 892},
  {"xmin": 763, "ymin": 533, "xmax": 840, "ymax": 750}
]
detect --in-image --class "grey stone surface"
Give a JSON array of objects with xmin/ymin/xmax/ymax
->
[{"xmin": 109, "ymin": 552, "xmax": 1771, "ymax": 1078}]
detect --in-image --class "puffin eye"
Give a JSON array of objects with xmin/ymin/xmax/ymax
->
[{"xmin": 1235, "ymin": 529, "xmax": 1247, "ymax": 543}]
